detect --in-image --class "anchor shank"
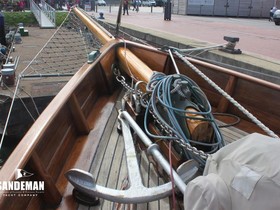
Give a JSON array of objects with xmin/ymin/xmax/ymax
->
[
  {"xmin": 120, "ymin": 111, "xmax": 187, "ymax": 193},
  {"xmin": 120, "ymin": 117, "xmax": 144, "ymax": 188}
]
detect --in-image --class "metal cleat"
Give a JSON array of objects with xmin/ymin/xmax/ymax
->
[{"xmin": 221, "ymin": 36, "xmax": 242, "ymax": 54}]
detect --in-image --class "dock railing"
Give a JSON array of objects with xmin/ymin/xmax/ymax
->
[
  {"xmin": 40, "ymin": 0, "xmax": 56, "ymax": 25},
  {"xmin": 30, "ymin": 0, "xmax": 41, "ymax": 25},
  {"xmin": 30, "ymin": 0, "xmax": 56, "ymax": 28}
]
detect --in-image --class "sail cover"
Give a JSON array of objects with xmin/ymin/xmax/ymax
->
[{"xmin": 184, "ymin": 133, "xmax": 280, "ymax": 210}]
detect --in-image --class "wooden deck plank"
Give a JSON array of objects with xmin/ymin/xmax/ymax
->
[
  {"xmin": 220, "ymin": 125, "xmax": 248, "ymax": 144},
  {"xmin": 158, "ymin": 178, "xmax": 172, "ymax": 210},
  {"xmin": 101, "ymin": 134, "xmax": 126, "ymax": 210},
  {"xmin": 89, "ymin": 109, "xmax": 118, "ymax": 178},
  {"xmin": 112, "ymin": 149, "xmax": 129, "ymax": 210},
  {"xmin": 93, "ymin": 113, "xmax": 120, "ymax": 209},
  {"xmin": 147, "ymin": 160, "xmax": 161, "ymax": 210}
]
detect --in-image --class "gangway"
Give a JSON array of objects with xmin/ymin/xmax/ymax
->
[{"xmin": 30, "ymin": 0, "xmax": 56, "ymax": 28}]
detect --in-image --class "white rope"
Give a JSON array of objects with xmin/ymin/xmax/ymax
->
[
  {"xmin": 179, "ymin": 43, "xmax": 225, "ymax": 53},
  {"xmin": 20, "ymin": 87, "xmax": 40, "ymax": 117},
  {"xmin": 174, "ymin": 50, "xmax": 279, "ymax": 138}
]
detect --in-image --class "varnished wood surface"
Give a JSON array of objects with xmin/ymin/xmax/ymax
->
[{"xmin": 73, "ymin": 7, "xmax": 114, "ymax": 45}]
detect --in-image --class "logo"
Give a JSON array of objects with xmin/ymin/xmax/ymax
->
[
  {"xmin": 0, "ymin": 169, "xmax": 44, "ymax": 197},
  {"xmin": 15, "ymin": 169, "xmax": 34, "ymax": 180}
]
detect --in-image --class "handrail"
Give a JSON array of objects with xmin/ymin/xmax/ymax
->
[
  {"xmin": 30, "ymin": 0, "xmax": 41, "ymax": 26},
  {"xmin": 41, "ymin": 0, "xmax": 56, "ymax": 26},
  {"xmin": 30, "ymin": 0, "xmax": 56, "ymax": 28}
]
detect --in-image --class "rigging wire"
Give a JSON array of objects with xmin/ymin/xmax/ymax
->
[
  {"xmin": 19, "ymin": 87, "xmax": 40, "ymax": 117},
  {"xmin": 169, "ymin": 141, "xmax": 176, "ymax": 210},
  {"xmin": 174, "ymin": 50, "xmax": 279, "ymax": 138},
  {"xmin": 2, "ymin": 83, "xmax": 37, "ymax": 121},
  {"xmin": 168, "ymin": 49, "xmax": 180, "ymax": 74},
  {"xmin": 0, "ymin": 77, "xmax": 21, "ymax": 150},
  {"xmin": 187, "ymin": 54, "xmax": 280, "ymax": 83},
  {"xmin": 0, "ymin": 14, "xmax": 72, "ymax": 149},
  {"xmin": 20, "ymin": 11, "xmax": 71, "ymax": 76}
]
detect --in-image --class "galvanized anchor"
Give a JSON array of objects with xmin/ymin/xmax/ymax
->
[{"xmin": 65, "ymin": 110, "xmax": 198, "ymax": 205}]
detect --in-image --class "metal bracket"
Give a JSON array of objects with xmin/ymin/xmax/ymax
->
[
  {"xmin": 65, "ymin": 110, "xmax": 198, "ymax": 204},
  {"xmin": 87, "ymin": 50, "xmax": 100, "ymax": 64}
]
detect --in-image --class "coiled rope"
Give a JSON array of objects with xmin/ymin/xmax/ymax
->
[{"xmin": 143, "ymin": 72, "xmax": 224, "ymax": 166}]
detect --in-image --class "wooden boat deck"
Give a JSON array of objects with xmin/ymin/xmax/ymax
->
[{"xmin": 75, "ymin": 93, "xmax": 248, "ymax": 210}]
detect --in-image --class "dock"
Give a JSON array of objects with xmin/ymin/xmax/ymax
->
[{"xmin": 88, "ymin": 6, "xmax": 280, "ymax": 84}]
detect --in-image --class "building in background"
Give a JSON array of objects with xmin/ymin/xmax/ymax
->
[{"xmin": 172, "ymin": 0, "xmax": 280, "ymax": 18}]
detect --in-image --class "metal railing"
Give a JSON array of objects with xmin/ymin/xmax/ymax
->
[
  {"xmin": 30, "ymin": 0, "xmax": 41, "ymax": 25},
  {"xmin": 30, "ymin": 0, "xmax": 56, "ymax": 28},
  {"xmin": 40, "ymin": 0, "xmax": 56, "ymax": 25}
]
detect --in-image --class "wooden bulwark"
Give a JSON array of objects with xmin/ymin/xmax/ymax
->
[
  {"xmin": 0, "ymin": 45, "xmax": 118, "ymax": 209},
  {"xmin": 68, "ymin": 93, "xmax": 90, "ymax": 135}
]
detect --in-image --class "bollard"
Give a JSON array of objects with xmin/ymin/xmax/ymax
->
[{"xmin": 98, "ymin": 12, "xmax": 105, "ymax": 19}]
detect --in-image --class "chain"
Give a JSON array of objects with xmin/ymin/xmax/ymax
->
[
  {"xmin": 113, "ymin": 67, "xmax": 143, "ymax": 96},
  {"xmin": 113, "ymin": 67, "xmax": 210, "ymax": 160},
  {"xmin": 150, "ymin": 111, "xmax": 210, "ymax": 160}
]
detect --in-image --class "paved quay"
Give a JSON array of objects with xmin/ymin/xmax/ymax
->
[
  {"xmin": 88, "ymin": 6, "xmax": 280, "ymax": 84},
  {"xmin": 91, "ymin": 6, "xmax": 280, "ymax": 61}
]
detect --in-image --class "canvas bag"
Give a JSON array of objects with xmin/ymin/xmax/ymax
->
[{"xmin": 184, "ymin": 133, "xmax": 280, "ymax": 210}]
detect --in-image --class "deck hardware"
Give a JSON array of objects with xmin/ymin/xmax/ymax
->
[
  {"xmin": 98, "ymin": 12, "xmax": 105, "ymax": 19},
  {"xmin": 220, "ymin": 36, "xmax": 242, "ymax": 54},
  {"xmin": 87, "ymin": 50, "xmax": 100, "ymax": 64},
  {"xmin": 14, "ymin": 33, "xmax": 22, "ymax": 44},
  {"xmin": 120, "ymin": 111, "xmax": 193, "ymax": 194},
  {"xmin": 176, "ymin": 160, "xmax": 199, "ymax": 184},
  {"xmin": 72, "ymin": 188, "xmax": 100, "ymax": 206}
]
